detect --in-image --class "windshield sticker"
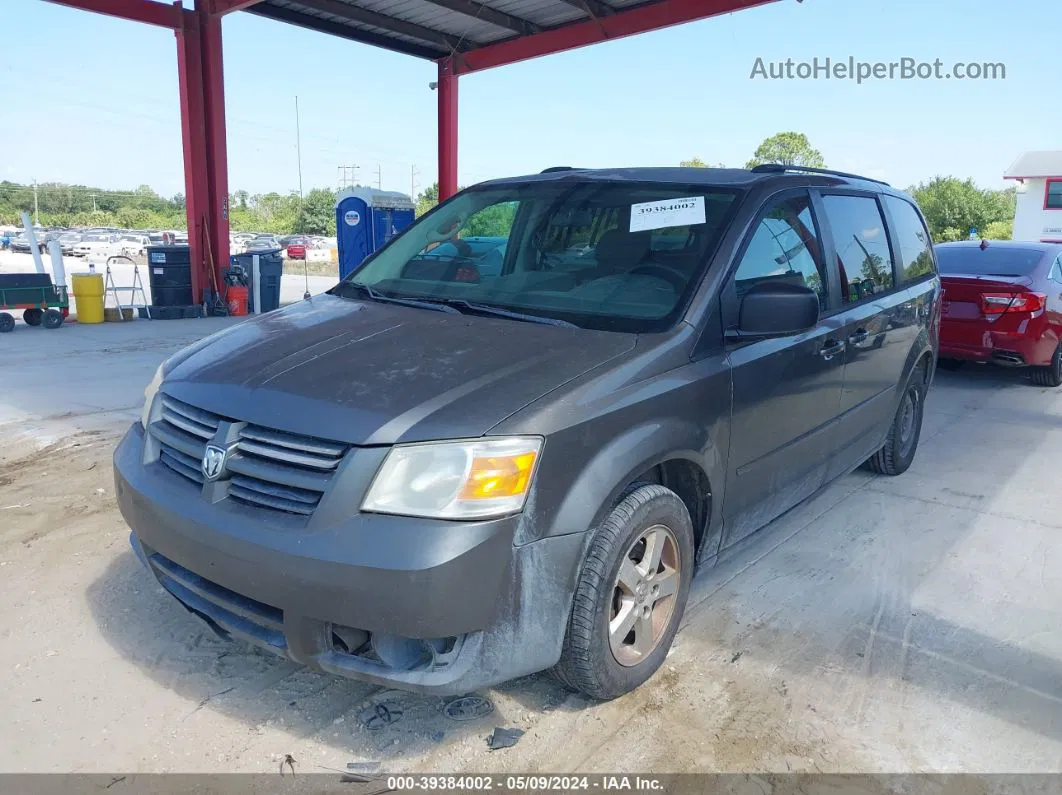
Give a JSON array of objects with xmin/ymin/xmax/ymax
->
[{"xmin": 629, "ymin": 196, "xmax": 705, "ymax": 233}]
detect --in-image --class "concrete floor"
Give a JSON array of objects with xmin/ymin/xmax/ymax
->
[{"xmin": 2, "ymin": 304, "xmax": 1062, "ymax": 774}]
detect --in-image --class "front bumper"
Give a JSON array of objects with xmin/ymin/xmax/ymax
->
[{"xmin": 114, "ymin": 424, "xmax": 583, "ymax": 694}]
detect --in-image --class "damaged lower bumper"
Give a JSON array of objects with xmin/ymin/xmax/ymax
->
[{"xmin": 114, "ymin": 424, "xmax": 583, "ymax": 695}]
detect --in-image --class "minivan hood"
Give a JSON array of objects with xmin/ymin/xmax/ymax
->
[{"xmin": 163, "ymin": 294, "xmax": 635, "ymax": 445}]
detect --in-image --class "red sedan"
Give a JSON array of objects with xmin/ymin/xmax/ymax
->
[
  {"xmin": 936, "ymin": 240, "xmax": 1062, "ymax": 387},
  {"xmin": 286, "ymin": 241, "xmax": 307, "ymax": 259}
]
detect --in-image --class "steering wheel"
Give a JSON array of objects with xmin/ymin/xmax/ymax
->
[{"xmin": 629, "ymin": 265, "xmax": 686, "ymax": 292}]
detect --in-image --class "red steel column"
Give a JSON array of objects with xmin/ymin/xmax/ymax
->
[
  {"xmin": 198, "ymin": 1, "xmax": 230, "ymax": 288},
  {"xmin": 437, "ymin": 58, "xmax": 458, "ymax": 201},
  {"xmin": 175, "ymin": 7, "xmax": 208, "ymax": 302}
]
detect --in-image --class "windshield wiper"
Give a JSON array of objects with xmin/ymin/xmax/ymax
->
[
  {"xmin": 332, "ymin": 281, "xmax": 460, "ymax": 314},
  {"xmin": 417, "ymin": 298, "xmax": 578, "ymax": 328}
]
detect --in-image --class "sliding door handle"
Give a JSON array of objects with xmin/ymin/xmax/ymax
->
[{"xmin": 819, "ymin": 340, "xmax": 846, "ymax": 360}]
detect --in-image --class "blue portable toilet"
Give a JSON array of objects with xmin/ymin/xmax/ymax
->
[{"xmin": 335, "ymin": 187, "xmax": 416, "ymax": 279}]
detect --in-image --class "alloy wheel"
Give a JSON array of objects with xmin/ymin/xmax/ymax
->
[{"xmin": 609, "ymin": 524, "xmax": 681, "ymax": 667}]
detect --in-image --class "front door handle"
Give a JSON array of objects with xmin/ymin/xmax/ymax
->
[
  {"xmin": 848, "ymin": 328, "xmax": 870, "ymax": 345},
  {"xmin": 819, "ymin": 339, "xmax": 846, "ymax": 360}
]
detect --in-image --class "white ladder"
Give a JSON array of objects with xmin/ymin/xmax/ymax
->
[{"xmin": 104, "ymin": 264, "xmax": 149, "ymax": 320}]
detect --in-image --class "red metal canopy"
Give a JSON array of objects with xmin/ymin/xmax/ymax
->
[{"xmin": 44, "ymin": 0, "xmax": 776, "ymax": 302}]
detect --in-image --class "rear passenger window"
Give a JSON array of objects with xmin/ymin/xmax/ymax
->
[
  {"xmin": 821, "ymin": 195, "xmax": 895, "ymax": 303},
  {"xmin": 885, "ymin": 196, "xmax": 937, "ymax": 283},
  {"xmin": 733, "ymin": 194, "xmax": 827, "ymax": 307}
]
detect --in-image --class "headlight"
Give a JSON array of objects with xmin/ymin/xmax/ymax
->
[
  {"xmin": 362, "ymin": 437, "xmax": 542, "ymax": 520},
  {"xmin": 140, "ymin": 363, "xmax": 164, "ymax": 428}
]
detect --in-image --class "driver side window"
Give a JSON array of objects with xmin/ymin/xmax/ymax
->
[{"xmin": 734, "ymin": 194, "xmax": 827, "ymax": 308}]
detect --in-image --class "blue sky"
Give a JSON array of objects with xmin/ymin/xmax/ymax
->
[{"xmin": 3, "ymin": 0, "xmax": 1059, "ymax": 199}]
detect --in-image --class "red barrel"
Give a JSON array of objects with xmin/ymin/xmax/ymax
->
[{"xmin": 227, "ymin": 285, "xmax": 249, "ymax": 316}]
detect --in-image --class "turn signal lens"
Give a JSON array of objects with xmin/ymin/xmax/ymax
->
[
  {"xmin": 362, "ymin": 437, "xmax": 542, "ymax": 520},
  {"xmin": 460, "ymin": 451, "xmax": 538, "ymax": 501}
]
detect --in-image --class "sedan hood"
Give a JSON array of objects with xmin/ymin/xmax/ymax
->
[{"xmin": 164, "ymin": 294, "xmax": 635, "ymax": 445}]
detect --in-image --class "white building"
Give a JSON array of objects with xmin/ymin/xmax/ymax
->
[{"xmin": 1004, "ymin": 151, "xmax": 1062, "ymax": 243}]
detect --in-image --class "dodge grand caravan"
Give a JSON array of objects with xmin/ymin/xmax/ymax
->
[{"xmin": 114, "ymin": 165, "xmax": 941, "ymax": 700}]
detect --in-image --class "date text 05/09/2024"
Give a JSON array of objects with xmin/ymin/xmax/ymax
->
[{"xmin": 385, "ymin": 775, "xmax": 666, "ymax": 791}]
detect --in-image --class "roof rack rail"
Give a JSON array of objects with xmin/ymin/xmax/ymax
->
[
  {"xmin": 540, "ymin": 166, "xmax": 583, "ymax": 173},
  {"xmin": 750, "ymin": 163, "xmax": 890, "ymax": 187}
]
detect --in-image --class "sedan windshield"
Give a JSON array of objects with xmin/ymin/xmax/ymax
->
[{"xmin": 337, "ymin": 181, "xmax": 739, "ymax": 332}]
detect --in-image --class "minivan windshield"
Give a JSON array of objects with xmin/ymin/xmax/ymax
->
[{"xmin": 335, "ymin": 181, "xmax": 740, "ymax": 332}]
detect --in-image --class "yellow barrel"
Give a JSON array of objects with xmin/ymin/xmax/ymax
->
[{"xmin": 71, "ymin": 273, "xmax": 105, "ymax": 324}]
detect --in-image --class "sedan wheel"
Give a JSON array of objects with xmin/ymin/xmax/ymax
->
[{"xmin": 1032, "ymin": 344, "xmax": 1062, "ymax": 388}]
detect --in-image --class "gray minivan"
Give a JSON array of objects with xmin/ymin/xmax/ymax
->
[{"xmin": 114, "ymin": 166, "xmax": 940, "ymax": 699}]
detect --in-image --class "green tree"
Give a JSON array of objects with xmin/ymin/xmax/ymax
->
[
  {"xmin": 679, "ymin": 158, "xmax": 726, "ymax": 168},
  {"xmin": 415, "ymin": 182, "xmax": 439, "ymax": 217},
  {"xmin": 746, "ymin": 132, "xmax": 826, "ymax": 169},
  {"xmin": 297, "ymin": 187, "xmax": 337, "ymax": 235},
  {"xmin": 908, "ymin": 177, "xmax": 1016, "ymax": 242}
]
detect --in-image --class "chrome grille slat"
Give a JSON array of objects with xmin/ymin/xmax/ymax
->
[
  {"xmin": 226, "ymin": 455, "xmax": 331, "ymax": 492},
  {"xmin": 237, "ymin": 441, "xmax": 341, "ymax": 470},
  {"xmin": 160, "ymin": 448, "xmax": 204, "ymax": 484},
  {"xmin": 150, "ymin": 421, "xmax": 207, "ymax": 460},
  {"xmin": 230, "ymin": 475, "xmax": 320, "ymax": 505},
  {"xmin": 240, "ymin": 426, "xmax": 347, "ymax": 457},
  {"xmin": 160, "ymin": 408, "xmax": 215, "ymax": 439},
  {"xmin": 230, "ymin": 485, "xmax": 317, "ymax": 516},
  {"xmin": 161, "ymin": 396, "xmax": 221, "ymax": 431}
]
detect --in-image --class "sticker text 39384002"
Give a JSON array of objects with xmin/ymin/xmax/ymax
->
[{"xmin": 629, "ymin": 196, "xmax": 706, "ymax": 233}]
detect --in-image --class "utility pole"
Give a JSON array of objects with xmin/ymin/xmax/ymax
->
[
  {"xmin": 295, "ymin": 95, "xmax": 309, "ymax": 301},
  {"xmin": 90, "ymin": 193, "xmax": 97, "ymax": 213},
  {"xmin": 375, "ymin": 164, "xmax": 382, "ymax": 190},
  {"xmin": 337, "ymin": 165, "xmax": 359, "ymax": 191},
  {"xmin": 411, "ymin": 164, "xmax": 419, "ymax": 202},
  {"xmin": 33, "ymin": 179, "xmax": 39, "ymax": 226}
]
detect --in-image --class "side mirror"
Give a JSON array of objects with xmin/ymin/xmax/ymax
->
[{"xmin": 733, "ymin": 281, "xmax": 819, "ymax": 337}]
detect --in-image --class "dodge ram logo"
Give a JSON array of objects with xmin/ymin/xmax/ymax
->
[{"xmin": 202, "ymin": 445, "xmax": 228, "ymax": 481}]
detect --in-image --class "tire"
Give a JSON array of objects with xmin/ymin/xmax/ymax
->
[
  {"xmin": 866, "ymin": 361, "xmax": 927, "ymax": 476},
  {"xmin": 554, "ymin": 484, "xmax": 695, "ymax": 700},
  {"xmin": 936, "ymin": 357, "xmax": 965, "ymax": 372},
  {"xmin": 42, "ymin": 309, "xmax": 64, "ymax": 329},
  {"xmin": 1031, "ymin": 343, "xmax": 1062, "ymax": 388},
  {"xmin": 23, "ymin": 308, "xmax": 43, "ymax": 326},
  {"xmin": 0, "ymin": 312, "xmax": 14, "ymax": 333}
]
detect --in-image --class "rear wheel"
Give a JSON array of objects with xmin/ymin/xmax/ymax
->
[
  {"xmin": 554, "ymin": 484, "xmax": 694, "ymax": 700},
  {"xmin": 866, "ymin": 361, "xmax": 927, "ymax": 476},
  {"xmin": 23, "ymin": 308, "xmax": 43, "ymax": 326},
  {"xmin": 42, "ymin": 309, "xmax": 64, "ymax": 329},
  {"xmin": 0, "ymin": 312, "xmax": 14, "ymax": 333},
  {"xmin": 1032, "ymin": 343, "xmax": 1062, "ymax": 388}
]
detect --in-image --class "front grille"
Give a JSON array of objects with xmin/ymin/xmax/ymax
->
[
  {"xmin": 153, "ymin": 396, "xmax": 217, "ymax": 487},
  {"xmin": 148, "ymin": 394, "xmax": 350, "ymax": 517},
  {"xmin": 227, "ymin": 424, "xmax": 348, "ymax": 515}
]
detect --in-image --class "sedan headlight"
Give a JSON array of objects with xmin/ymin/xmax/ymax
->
[
  {"xmin": 140, "ymin": 363, "xmax": 164, "ymax": 428},
  {"xmin": 362, "ymin": 437, "xmax": 542, "ymax": 520}
]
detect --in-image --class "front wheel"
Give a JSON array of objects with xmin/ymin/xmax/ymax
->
[
  {"xmin": 554, "ymin": 484, "xmax": 694, "ymax": 700},
  {"xmin": 866, "ymin": 362, "xmax": 927, "ymax": 476},
  {"xmin": 1031, "ymin": 343, "xmax": 1062, "ymax": 388},
  {"xmin": 42, "ymin": 309, "xmax": 64, "ymax": 329},
  {"xmin": 23, "ymin": 308, "xmax": 42, "ymax": 326}
]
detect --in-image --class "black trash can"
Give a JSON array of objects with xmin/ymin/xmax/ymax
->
[
  {"xmin": 146, "ymin": 245, "xmax": 193, "ymax": 308},
  {"xmin": 230, "ymin": 250, "xmax": 283, "ymax": 313}
]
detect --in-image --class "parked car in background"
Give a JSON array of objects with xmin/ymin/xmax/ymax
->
[
  {"xmin": 74, "ymin": 233, "xmax": 119, "ymax": 259},
  {"xmin": 245, "ymin": 236, "xmax": 279, "ymax": 252},
  {"xmin": 10, "ymin": 231, "xmax": 59, "ymax": 254},
  {"xmin": 936, "ymin": 240, "xmax": 1062, "ymax": 386},
  {"xmin": 285, "ymin": 240, "xmax": 307, "ymax": 259},
  {"xmin": 115, "ymin": 165, "xmax": 940, "ymax": 700},
  {"xmin": 59, "ymin": 231, "xmax": 83, "ymax": 255},
  {"xmin": 119, "ymin": 234, "xmax": 150, "ymax": 257}
]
